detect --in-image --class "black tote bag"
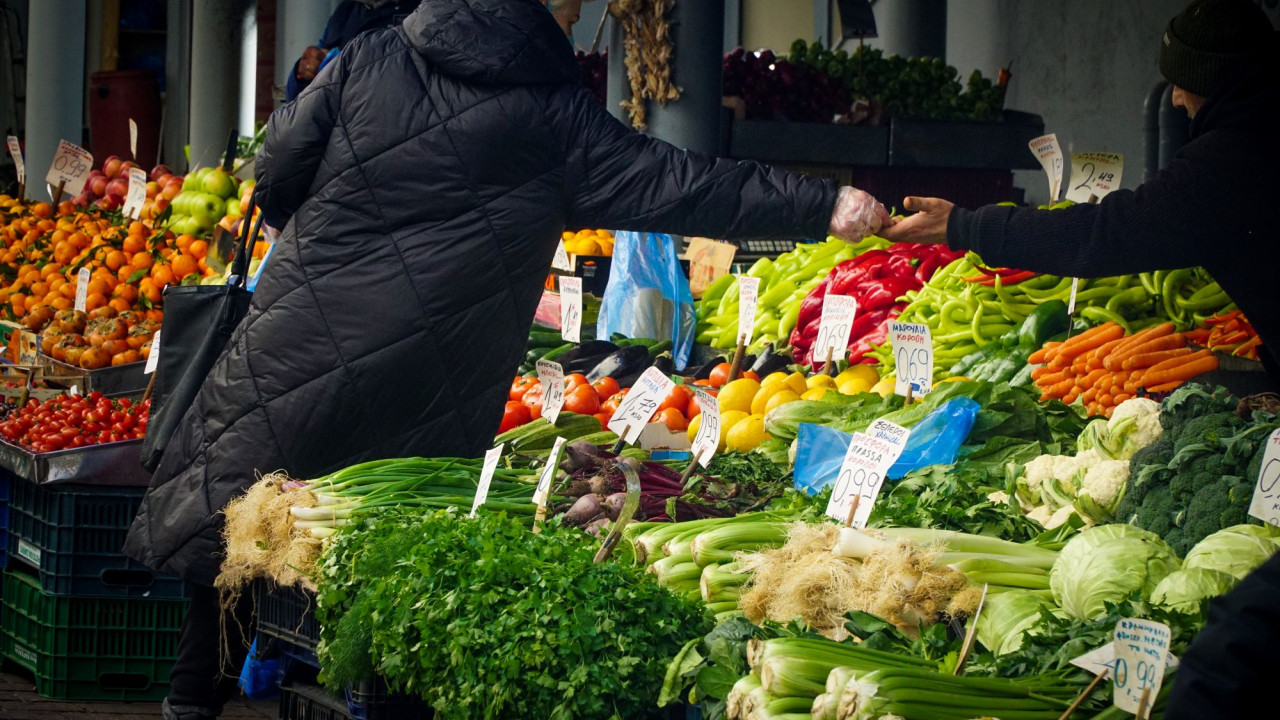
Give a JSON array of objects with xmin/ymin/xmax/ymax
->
[{"xmin": 139, "ymin": 198, "xmax": 263, "ymax": 472}]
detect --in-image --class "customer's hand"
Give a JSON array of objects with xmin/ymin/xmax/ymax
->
[
  {"xmin": 297, "ymin": 46, "xmax": 326, "ymax": 82},
  {"xmin": 828, "ymin": 186, "xmax": 891, "ymax": 241},
  {"xmin": 880, "ymin": 196, "xmax": 954, "ymax": 245}
]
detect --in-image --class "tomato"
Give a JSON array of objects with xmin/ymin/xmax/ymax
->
[
  {"xmin": 658, "ymin": 385, "xmax": 693, "ymax": 416},
  {"xmin": 498, "ymin": 401, "xmax": 532, "ymax": 434},
  {"xmin": 708, "ymin": 362, "xmax": 732, "ymax": 388},
  {"xmin": 591, "ymin": 376, "xmax": 620, "ymax": 402},
  {"xmin": 687, "ymin": 395, "xmax": 702, "ymax": 420},
  {"xmin": 521, "ymin": 384, "xmax": 544, "ymax": 420},
  {"xmin": 692, "ymin": 378, "xmax": 713, "ymax": 386},
  {"xmin": 600, "ymin": 387, "xmax": 628, "ymax": 416},
  {"xmin": 593, "ymin": 412, "xmax": 611, "ymax": 427},
  {"xmin": 742, "ymin": 370, "xmax": 761, "ymax": 382},
  {"xmin": 565, "ymin": 373, "xmax": 589, "ymax": 393},
  {"xmin": 652, "ymin": 407, "xmax": 687, "ymax": 432},
  {"xmin": 510, "ymin": 376, "xmax": 538, "ymax": 402},
  {"xmin": 564, "ymin": 384, "xmax": 601, "ymax": 415}
]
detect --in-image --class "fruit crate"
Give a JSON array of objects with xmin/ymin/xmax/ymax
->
[
  {"xmin": 345, "ymin": 677, "xmax": 433, "ymax": 720},
  {"xmin": 0, "ymin": 568, "xmax": 184, "ymax": 701},
  {"xmin": 281, "ymin": 680, "xmax": 353, "ymax": 720},
  {"xmin": 256, "ymin": 581, "xmax": 321, "ymax": 652},
  {"xmin": 6, "ymin": 480, "xmax": 186, "ymax": 598}
]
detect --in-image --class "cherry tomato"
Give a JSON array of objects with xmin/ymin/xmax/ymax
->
[
  {"xmin": 652, "ymin": 407, "xmax": 687, "ymax": 433},
  {"xmin": 708, "ymin": 362, "xmax": 732, "ymax": 388},
  {"xmin": 498, "ymin": 401, "xmax": 532, "ymax": 434},
  {"xmin": 564, "ymin": 384, "xmax": 601, "ymax": 416},
  {"xmin": 591, "ymin": 377, "xmax": 621, "ymax": 402}
]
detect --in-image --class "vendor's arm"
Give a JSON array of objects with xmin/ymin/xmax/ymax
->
[{"xmin": 559, "ymin": 90, "xmax": 885, "ymax": 241}]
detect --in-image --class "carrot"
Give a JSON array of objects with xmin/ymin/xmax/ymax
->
[
  {"xmin": 1142, "ymin": 352, "xmax": 1219, "ymax": 387},
  {"xmin": 1146, "ymin": 380, "xmax": 1184, "ymax": 393},
  {"xmin": 1123, "ymin": 347, "xmax": 1194, "ymax": 370},
  {"xmin": 1048, "ymin": 354, "xmax": 1072, "ymax": 371},
  {"xmin": 1057, "ymin": 322, "xmax": 1124, "ymax": 360},
  {"xmin": 1031, "ymin": 366, "xmax": 1052, "ymax": 380},
  {"xmin": 1071, "ymin": 356, "xmax": 1089, "ymax": 375},
  {"xmin": 1121, "ymin": 333, "xmax": 1186, "ymax": 360},
  {"xmin": 1112, "ymin": 393, "xmax": 1133, "ymax": 405},
  {"xmin": 1042, "ymin": 378, "xmax": 1076, "ymax": 400},
  {"xmin": 1082, "ymin": 387, "xmax": 1099, "ymax": 404},
  {"xmin": 1096, "ymin": 374, "xmax": 1114, "ymax": 394},
  {"xmin": 1145, "ymin": 348, "xmax": 1213, "ymax": 375},
  {"xmin": 1104, "ymin": 323, "xmax": 1175, "ymax": 369},
  {"xmin": 1081, "ymin": 368, "xmax": 1108, "ymax": 388},
  {"xmin": 1098, "ymin": 393, "xmax": 1114, "ymax": 408},
  {"xmin": 1028, "ymin": 343, "xmax": 1061, "ymax": 365},
  {"xmin": 1035, "ymin": 371, "xmax": 1067, "ymax": 388}
]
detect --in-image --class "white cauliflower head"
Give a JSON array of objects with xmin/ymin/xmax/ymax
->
[
  {"xmin": 1109, "ymin": 397, "xmax": 1163, "ymax": 447},
  {"xmin": 1047, "ymin": 505, "xmax": 1081, "ymax": 529},
  {"xmin": 1080, "ymin": 459, "xmax": 1129, "ymax": 508}
]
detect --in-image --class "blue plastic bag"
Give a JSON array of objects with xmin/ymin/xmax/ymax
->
[
  {"xmin": 597, "ymin": 231, "xmax": 695, "ymax": 370},
  {"xmin": 238, "ymin": 635, "xmax": 280, "ymax": 701},
  {"xmin": 793, "ymin": 397, "xmax": 980, "ymax": 495}
]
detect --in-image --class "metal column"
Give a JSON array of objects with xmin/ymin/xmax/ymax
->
[
  {"xmin": 189, "ymin": 0, "xmax": 253, "ymax": 169},
  {"xmin": 870, "ymin": 0, "xmax": 946, "ymax": 58},
  {"xmin": 640, "ymin": 0, "xmax": 727, "ymax": 154},
  {"xmin": 25, "ymin": 0, "xmax": 85, "ymax": 202}
]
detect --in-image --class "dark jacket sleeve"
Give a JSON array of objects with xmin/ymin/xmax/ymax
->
[
  {"xmin": 945, "ymin": 147, "xmax": 1229, "ymax": 278},
  {"xmin": 560, "ymin": 90, "xmax": 839, "ymax": 241},
  {"xmin": 1165, "ymin": 552, "xmax": 1280, "ymax": 718},
  {"xmin": 255, "ymin": 59, "xmax": 346, "ymax": 229}
]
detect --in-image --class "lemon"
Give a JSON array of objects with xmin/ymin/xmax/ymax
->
[
  {"xmin": 784, "ymin": 372, "xmax": 809, "ymax": 396},
  {"xmin": 760, "ymin": 371, "xmax": 789, "ymax": 390},
  {"xmin": 686, "ymin": 413, "xmax": 702, "ymax": 444},
  {"xmin": 726, "ymin": 413, "xmax": 768, "ymax": 452},
  {"xmin": 750, "ymin": 384, "xmax": 778, "ymax": 415},
  {"xmin": 837, "ymin": 376, "xmax": 873, "ymax": 396},
  {"xmin": 871, "ymin": 376, "xmax": 896, "ymax": 398},
  {"xmin": 720, "ymin": 410, "xmax": 750, "ymax": 437},
  {"xmin": 806, "ymin": 374, "xmax": 837, "ymax": 390},
  {"xmin": 838, "ymin": 364, "xmax": 880, "ymax": 387},
  {"xmin": 801, "ymin": 387, "xmax": 830, "ymax": 401},
  {"xmin": 764, "ymin": 389, "xmax": 801, "ymax": 413},
  {"xmin": 718, "ymin": 378, "xmax": 761, "ymax": 414}
]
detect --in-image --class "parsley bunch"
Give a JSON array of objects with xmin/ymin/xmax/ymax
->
[{"xmin": 316, "ymin": 509, "xmax": 711, "ymax": 720}]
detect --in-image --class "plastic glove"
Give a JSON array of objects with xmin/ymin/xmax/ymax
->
[{"xmin": 828, "ymin": 186, "xmax": 891, "ymax": 241}]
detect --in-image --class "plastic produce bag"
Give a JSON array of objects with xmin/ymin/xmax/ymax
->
[
  {"xmin": 597, "ymin": 231, "xmax": 695, "ymax": 370},
  {"xmin": 793, "ymin": 397, "xmax": 980, "ymax": 494},
  {"xmin": 237, "ymin": 635, "xmax": 280, "ymax": 700}
]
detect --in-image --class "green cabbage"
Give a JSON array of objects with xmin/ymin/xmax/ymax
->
[
  {"xmin": 1049, "ymin": 524, "xmax": 1181, "ymax": 621},
  {"xmin": 1151, "ymin": 568, "xmax": 1236, "ymax": 614},
  {"xmin": 1183, "ymin": 524, "xmax": 1280, "ymax": 581},
  {"xmin": 976, "ymin": 589, "xmax": 1052, "ymax": 656}
]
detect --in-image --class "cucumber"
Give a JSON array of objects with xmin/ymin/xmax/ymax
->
[{"xmin": 527, "ymin": 330, "xmax": 567, "ymax": 349}]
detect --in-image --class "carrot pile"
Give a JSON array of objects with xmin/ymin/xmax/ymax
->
[
  {"xmin": 1030, "ymin": 321, "xmax": 1219, "ymax": 417},
  {"xmin": 1183, "ymin": 309, "xmax": 1260, "ymax": 361}
]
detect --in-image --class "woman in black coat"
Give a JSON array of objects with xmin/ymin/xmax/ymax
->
[{"xmin": 128, "ymin": 1, "xmax": 886, "ymax": 717}]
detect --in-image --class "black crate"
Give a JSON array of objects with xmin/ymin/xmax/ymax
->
[
  {"xmin": 6, "ymin": 480, "xmax": 185, "ymax": 598},
  {"xmin": 256, "ymin": 581, "xmax": 321, "ymax": 651},
  {"xmin": 0, "ymin": 471, "xmax": 9, "ymax": 570},
  {"xmin": 281, "ymin": 680, "xmax": 352, "ymax": 720},
  {"xmin": 345, "ymin": 677, "xmax": 433, "ymax": 720}
]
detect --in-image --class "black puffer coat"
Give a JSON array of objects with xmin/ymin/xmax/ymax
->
[{"xmin": 124, "ymin": 0, "xmax": 838, "ymax": 584}]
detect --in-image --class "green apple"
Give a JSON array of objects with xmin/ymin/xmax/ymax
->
[
  {"xmin": 182, "ymin": 173, "xmax": 202, "ymax": 192},
  {"xmin": 188, "ymin": 192, "xmax": 225, "ymax": 223},
  {"xmin": 224, "ymin": 197, "xmax": 243, "ymax": 219},
  {"xmin": 171, "ymin": 215, "xmax": 200, "ymax": 236},
  {"xmin": 171, "ymin": 192, "xmax": 193, "ymax": 217},
  {"xmin": 202, "ymin": 169, "xmax": 238, "ymax": 199}
]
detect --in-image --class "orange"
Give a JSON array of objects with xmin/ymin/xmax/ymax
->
[
  {"xmin": 147, "ymin": 309, "xmax": 164, "ymax": 323},
  {"xmin": 85, "ymin": 293, "xmax": 107, "ymax": 311},
  {"xmin": 108, "ymin": 298, "xmax": 131, "ymax": 313},
  {"xmin": 151, "ymin": 265, "xmax": 174, "ymax": 288},
  {"xmin": 171, "ymin": 253, "xmax": 198, "ymax": 279},
  {"xmin": 43, "ymin": 291, "xmax": 60, "ymax": 306},
  {"xmin": 122, "ymin": 236, "xmax": 143, "ymax": 254},
  {"xmin": 113, "ymin": 283, "xmax": 138, "ymax": 302},
  {"xmin": 59, "ymin": 282, "xmax": 77, "ymax": 299},
  {"xmin": 29, "ymin": 281, "xmax": 48, "ymax": 298},
  {"xmin": 128, "ymin": 221, "xmax": 146, "ymax": 237},
  {"xmin": 188, "ymin": 240, "xmax": 208, "ymax": 260},
  {"xmin": 68, "ymin": 231, "xmax": 88, "ymax": 249},
  {"xmin": 40, "ymin": 263, "xmax": 62, "ymax": 278},
  {"xmin": 105, "ymin": 250, "xmax": 126, "ymax": 271},
  {"xmin": 47, "ymin": 276, "xmax": 66, "ymax": 293},
  {"xmin": 30, "ymin": 203, "xmax": 52, "ymax": 219},
  {"xmin": 175, "ymin": 234, "xmax": 194, "ymax": 253},
  {"xmin": 23, "ymin": 295, "xmax": 38, "ymax": 312},
  {"xmin": 117, "ymin": 265, "xmax": 135, "ymax": 284},
  {"xmin": 131, "ymin": 252, "xmax": 154, "ymax": 271},
  {"xmin": 50, "ymin": 296, "xmax": 72, "ymax": 310},
  {"xmin": 139, "ymin": 279, "xmax": 161, "ymax": 304},
  {"xmin": 86, "ymin": 278, "xmax": 109, "ymax": 297}
]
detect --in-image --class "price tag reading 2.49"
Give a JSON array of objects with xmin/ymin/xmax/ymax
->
[
  {"xmin": 1066, "ymin": 152, "xmax": 1124, "ymax": 203},
  {"xmin": 825, "ymin": 419, "xmax": 910, "ymax": 527},
  {"xmin": 812, "ymin": 294, "xmax": 858, "ymax": 368},
  {"xmin": 890, "ymin": 321, "xmax": 932, "ymax": 397},
  {"xmin": 536, "ymin": 358, "xmax": 566, "ymax": 426},
  {"xmin": 690, "ymin": 388, "xmax": 722, "ymax": 468},
  {"xmin": 608, "ymin": 367, "xmax": 675, "ymax": 444},
  {"xmin": 1112, "ymin": 618, "xmax": 1171, "ymax": 714},
  {"xmin": 559, "ymin": 276, "xmax": 583, "ymax": 343}
]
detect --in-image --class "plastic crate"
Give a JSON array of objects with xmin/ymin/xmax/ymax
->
[
  {"xmin": 0, "ymin": 568, "xmax": 184, "ymax": 701},
  {"xmin": 6, "ymin": 480, "xmax": 185, "ymax": 598},
  {"xmin": 345, "ymin": 677, "xmax": 433, "ymax": 720},
  {"xmin": 0, "ymin": 471, "xmax": 9, "ymax": 570},
  {"xmin": 281, "ymin": 680, "xmax": 352, "ymax": 720},
  {"xmin": 256, "ymin": 581, "xmax": 320, "ymax": 651}
]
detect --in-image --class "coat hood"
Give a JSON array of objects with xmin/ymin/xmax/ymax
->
[{"xmin": 402, "ymin": 0, "xmax": 580, "ymax": 86}]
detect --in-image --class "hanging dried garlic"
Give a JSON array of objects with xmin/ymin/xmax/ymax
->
[{"xmin": 611, "ymin": 0, "xmax": 682, "ymax": 130}]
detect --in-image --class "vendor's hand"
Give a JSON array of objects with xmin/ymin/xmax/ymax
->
[
  {"xmin": 880, "ymin": 196, "xmax": 954, "ymax": 245},
  {"xmin": 828, "ymin": 186, "xmax": 891, "ymax": 241},
  {"xmin": 296, "ymin": 46, "xmax": 326, "ymax": 82}
]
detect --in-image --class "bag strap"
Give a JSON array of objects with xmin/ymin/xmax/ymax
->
[{"xmin": 231, "ymin": 191, "xmax": 264, "ymax": 288}]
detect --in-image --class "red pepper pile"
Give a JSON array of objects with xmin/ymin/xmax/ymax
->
[
  {"xmin": 789, "ymin": 244, "xmax": 965, "ymax": 366},
  {"xmin": 1183, "ymin": 309, "xmax": 1261, "ymax": 360},
  {"xmin": 0, "ymin": 392, "xmax": 150, "ymax": 453},
  {"xmin": 963, "ymin": 265, "xmax": 1040, "ymax": 285}
]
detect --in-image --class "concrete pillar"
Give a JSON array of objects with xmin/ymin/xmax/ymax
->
[
  {"xmin": 163, "ymin": 0, "xmax": 191, "ymax": 171},
  {"xmin": 605, "ymin": 19, "xmax": 627, "ymax": 125},
  {"xmin": 870, "ymin": 0, "xmax": 946, "ymax": 59},
  {"xmin": 189, "ymin": 0, "xmax": 253, "ymax": 169},
  {"xmin": 25, "ymin": 0, "xmax": 86, "ymax": 202},
  {"xmin": 239, "ymin": 7, "xmax": 259, "ymax": 136},
  {"xmin": 945, "ymin": 0, "xmax": 1002, "ymax": 79},
  {"xmin": 275, "ymin": 0, "xmax": 336, "ymax": 91}
]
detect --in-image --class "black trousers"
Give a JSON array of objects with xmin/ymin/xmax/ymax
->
[{"xmin": 164, "ymin": 583, "xmax": 256, "ymax": 719}]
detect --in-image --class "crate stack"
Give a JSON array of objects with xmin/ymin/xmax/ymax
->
[
  {"xmin": 0, "ymin": 476, "xmax": 187, "ymax": 702},
  {"xmin": 257, "ymin": 582, "xmax": 432, "ymax": 720}
]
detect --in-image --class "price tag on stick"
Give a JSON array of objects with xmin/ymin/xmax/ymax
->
[
  {"xmin": 123, "ymin": 167, "xmax": 147, "ymax": 220},
  {"xmin": 552, "ymin": 240, "xmax": 573, "ymax": 272},
  {"xmin": 1070, "ymin": 642, "xmax": 1180, "ymax": 677},
  {"xmin": 144, "ymin": 331, "xmax": 161, "ymax": 374},
  {"xmin": 737, "ymin": 276, "xmax": 760, "ymax": 346},
  {"xmin": 471, "ymin": 445, "xmax": 504, "ymax": 518},
  {"xmin": 534, "ymin": 436, "xmax": 567, "ymax": 508},
  {"xmin": 812, "ymin": 295, "xmax": 857, "ymax": 371},
  {"xmin": 825, "ymin": 419, "xmax": 910, "ymax": 527},
  {"xmin": 74, "ymin": 268, "xmax": 91, "ymax": 313},
  {"xmin": 1112, "ymin": 618, "xmax": 1171, "ymax": 715},
  {"xmin": 690, "ymin": 388, "xmax": 722, "ymax": 468},
  {"xmin": 45, "ymin": 139, "xmax": 93, "ymax": 199},
  {"xmin": 608, "ymin": 367, "xmax": 675, "ymax": 444},
  {"xmin": 1028, "ymin": 134, "xmax": 1064, "ymax": 203},
  {"xmin": 6, "ymin": 136, "xmax": 24, "ymax": 188},
  {"xmin": 559, "ymin": 276, "xmax": 583, "ymax": 343},
  {"xmin": 129, "ymin": 119, "xmax": 138, "ymax": 160},
  {"xmin": 1066, "ymin": 152, "xmax": 1124, "ymax": 204},
  {"xmin": 536, "ymin": 359, "xmax": 566, "ymax": 426},
  {"xmin": 890, "ymin": 321, "xmax": 933, "ymax": 397},
  {"xmin": 1248, "ymin": 428, "xmax": 1280, "ymax": 526}
]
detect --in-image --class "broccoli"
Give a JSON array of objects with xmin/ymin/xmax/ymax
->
[
  {"xmin": 1172, "ymin": 412, "xmax": 1245, "ymax": 454},
  {"xmin": 1129, "ymin": 437, "xmax": 1173, "ymax": 477},
  {"xmin": 1160, "ymin": 385, "xmax": 1240, "ymax": 439},
  {"xmin": 1179, "ymin": 476, "xmax": 1253, "ymax": 555},
  {"xmin": 1133, "ymin": 485, "xmax": 1179, "ymax": 538}
]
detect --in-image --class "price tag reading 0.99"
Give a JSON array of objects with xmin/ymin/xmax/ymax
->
[
  {"xmin": 1112, "ymin": 618, "xmax": 1171, "ymax": 714},
  {"xmin": 1248, "ymin": 428, "xmax": 1280, "ymax": 527},
  {"xmin": 45, "ymin": 140, "xmax": 94, "ymax": 196},
  {"xmin": 690, "ymin": 388, "xmax": 722, "ymax": 468}
]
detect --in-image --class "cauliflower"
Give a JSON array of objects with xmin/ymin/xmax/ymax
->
[
  {"xmin": 1074, "ymin": 459, "xmax": 1130, "ymax": 523},
  {"xmin": 987, "ymin": 490, "xmax": 1011, "ymax": 505},
  {"xmin": 1047, "ymin": 505, "xmax": 1081, "ymax": 529},
  {"xmin": 1110, "ymin": 397, "xmax": 1163, "ymax": 447},
  {"xmin": 1027, "ymin": 505, "xmax": 1053, "ymax": 527}
]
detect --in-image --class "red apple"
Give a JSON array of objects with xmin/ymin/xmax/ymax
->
[
  {"xmin": 153, "ymin": 173, "xmax": 172, "ymax": 187},
  {"xmin": 150, "ymin": 164, "xmax": 173, "ymax": 182},
  {"xmin": 145, "ymin": 181, "xmax": 159, "ymax": 199},
  {"xmin": 103, "ymin": 155, "xmax": 123, "ymax": 179},
  {"xmin": 120, "ymin": 160, "xmax": 136, "ymax": 174},
  {"xmin": 160, "ymin": 183, "xmax": 181, "ymax": 201},
  {"xmin": 105, "ymin": 178, "xmax": 128, "ymax": 197},
  {"xmin": 90, "ymin": 176, "xmax": 109, "ymax": 197},
  {"xmin": 73, "ymin": 189, "xmax": 95, "ymax": 207},
  {"xmin": 151, "ymin": 196, "xmax": 170, "ymax": 213}
]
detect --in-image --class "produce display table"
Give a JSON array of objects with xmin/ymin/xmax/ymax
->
[{"xmin": 0, "ymin": 439, "xmax": 151, "ymax": 487}]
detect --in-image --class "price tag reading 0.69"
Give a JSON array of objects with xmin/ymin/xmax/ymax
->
[
  {"xmin": 889, "ymin": 321, "xmax": 932, "ymax": 397},
  {"xmin": 812, "ymin": 294, "xmax": 858, "ymax": 368}
]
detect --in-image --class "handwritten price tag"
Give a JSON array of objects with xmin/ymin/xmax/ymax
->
[
  {"xmin": 813, "ymin": 295, "xmax": 858, "ymax": 368},
  {"xmin": 534, "ymin": 436, "xmax": 566, "ymax": 507},
  {"xmin": 536, "ymin": 359, "xmax": 566, "ymax": 426},
  {"xmin": 74, "ymin": 268, "xmax": 91, "ymax": 313},
  {"xmin": 559, "ymin": 276, "xmax": 583, "ymax": 343},
  {"xmin": 45, "ymin": 139, "xmax": 94, "ymax": 196},
  {"xmin": 686, "ymin": 237, "xmax": 736, "ymax": 297},
  {"xmin": 552, "ymin": 240, "xmax": 574, "ymax": 272},
  {"xmin": 608, "ymin": 367, "xmax": 675, "ymax": 444},
  {"xmin": 1028, "ymin": 134, "xmax": 1064, "ymax": 203},
  {"xmin": 1067, "ymin": 152, "xmax": 1124, "ymax": 203},
  {"xmin": 123, "ymin": 167, "xmax": 147, "ymax": 220},
  {"xmin": 825, "ymin": 419, "xmax": 910, "ymax": 526},
  {"xmin": 471, "ymin": 445, "xmax": 504, "ymax": 517},
  {"xmin": 690, "ymin": 388, "xmax": 722, "ymax": 468},
  {"xmin": 737, "ymin": 276, "xmax": 760, "ymax": 345},
  {"xmin": 1071, "ymin": 642, "xmax": 1180, "ymax": 677},
  {"xmin": 129, "ymin": 119, "xmax": 138, "ymax": 159},
  {"xmin": 890, "ymin": 321, "xmax": 932, "ymax": 396},
  {"xmin": 1249, "ymin": 429, "xmax": 1280, "ymax": 527},
  {"xmin": 6, "ymin": 136, "xmax": 23, "ymax": 186},
  {"xmin": 144, "ymin": 331, "xmax": 161, "ymax": 374},
  {"xmin": 1112, "ymin": 618, "xmax": 1171, "ymax": 714}
]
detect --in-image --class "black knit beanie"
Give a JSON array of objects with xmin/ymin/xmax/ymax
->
[{"xmin": 1159, "ymin": 0, "xmax": 1275, "ymax": 97}]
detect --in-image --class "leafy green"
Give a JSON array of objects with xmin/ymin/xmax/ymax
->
[
  {"xmin": 868, "ymin": 462, "xmax": 1043, "ymax": 541},
  {"xmin": 316, "ymin": 509, "xmax": 711, "ymax": 720}
]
